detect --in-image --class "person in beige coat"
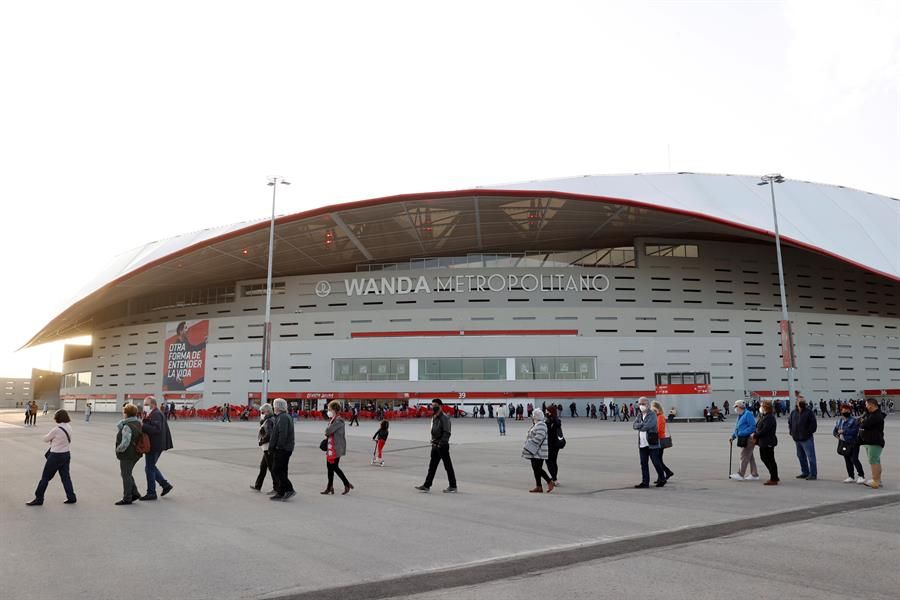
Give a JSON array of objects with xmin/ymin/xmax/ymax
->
[{"xmin": 322, "ymin": 400, "xmax": 353, "ymax": 495}]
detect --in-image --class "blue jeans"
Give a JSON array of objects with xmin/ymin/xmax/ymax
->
[
  {"xmin": 639, "ymin": 446, "xmax": 665, "ymax": 485},
  {"xmin": 497, "ymin": 417, "xmax": 506, "ymax": 434},
  {"xmin": 35, "ymin": 452, "xmax": 76, "ymax": 502},
  {"xmin": 144, "ymin": 451, "xmax": 170, "ymax": 496},
  {"xmin": 795, "ymin": 438, "xmax": 817, "ymax": 477}
]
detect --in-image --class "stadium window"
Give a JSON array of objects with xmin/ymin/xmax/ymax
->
[{"xmin": 645, "ymin": 244, "xmax": 699, "ymax": 258}]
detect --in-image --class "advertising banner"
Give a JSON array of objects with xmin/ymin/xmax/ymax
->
[{"xmin": 163, "ymin": 320, "xmax": 208, "ymax": 392}]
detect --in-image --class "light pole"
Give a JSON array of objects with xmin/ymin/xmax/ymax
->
[
  {"xmin": 261, "ymin": 176, "xmax": 290, "ymax": 409},
  {"xmin": 757, "ymin": 173, "xmax": 796, "ymax": 404}
]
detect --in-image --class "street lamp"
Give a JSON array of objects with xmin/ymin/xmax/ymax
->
[
  {"xmin": 757, "ymin": 174, "xmax": 797, "ymax": 404},
  {"xmin": 261, "ymin": 176, "xmax": 290, "ymax": 409}
]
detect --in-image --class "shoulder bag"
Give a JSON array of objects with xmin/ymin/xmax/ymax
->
[{"xmin": 45, "ymin": 426, "xmax": 71, "ymax": 459}]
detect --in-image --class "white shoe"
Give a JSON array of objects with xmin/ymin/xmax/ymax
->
[
  {"xmin": 746, "ymin": 475, "xmax": 760, "ymax": 481},
  {"xmin": 856, "ymin": 476, "xmax": 866, "ymax": 484},
  {"xmin": 843, "ymin": 477, "xmax": 855, "ymax": 483},
  {"xmin": 729, "ymin": 473, "xmax": 744, "ymax": 480}
]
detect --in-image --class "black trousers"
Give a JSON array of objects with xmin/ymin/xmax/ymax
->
[
  {"xmin": 639, "ymin": 446, "xmax": 665, "ymax": 485},
  {"xmin": 255, "ymin": 450, "xmax": 274, "ymax": 490},
  {"xmin": 843, "ymin": 444, "xmax": 865, "ymax": 478},
  {"xmin": 326, "ymin": 457, "xmax": 350, "ymax": 489},
  {"xmin": 271, "ymin": 450, "xmax": 293, "ymax": 494},
  {"xmin": 659, "ymin": 447, "xmax": 674, "ymax": 478},
  {"xmin": 35, "ymin": 451, "xmax": 76, "ymax": 502},
  {"xmin": 546, "ymin": 447, "xmax": 560, "ymax": 481},
  {"xmin": 759, "ymin": 446, "xmax": 779, "ymax": 481},
  {"xmin": 350, "ymin": 416, "xmax": 359, "ymax": 426},
  {"xmin": 424, "ymin": 444, "xmax": 456, "ymax": 488},
  {"xmin": 119, "ymin": 457, "xmax": 141, "ymax": 500},
  {"xmin": 530, "ymin": 458, "xmax": 551, "ymax": 487}
]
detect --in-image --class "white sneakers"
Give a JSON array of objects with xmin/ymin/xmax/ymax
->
[
  {"xmin": 371, "ymin": 459, "xmax": 384, "ymax": 467},
  {"xmin": 730, "ymin": 474, "xmax": 759, "ymax": 481},
  {"xmin": 729, "ymin": 473, "xmax": 744, "ymax": 480},
  {"xmin": 746, "ymin": 475, "xmax": 760, "ymax": 480},
  {"xmin": 843, "ymin": 477, "xmax": 856, "ymax": 483},
  {"xmin": 856, "ymin": 476, "xmax": 866, "ymax": 484}
]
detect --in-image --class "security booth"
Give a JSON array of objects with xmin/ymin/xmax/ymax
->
[{"xmin": 654, "ymin": 372, "xmax": 713, "ymax": 420}]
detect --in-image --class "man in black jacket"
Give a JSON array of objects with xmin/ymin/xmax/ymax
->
[
  {"xmin": 788, "ymin": 397, "xmax": 818, "ymax": 480},
  {"xmin": 416, "ymin": 399, "xmax": 457, "ymax": 493},
  {"xmin": 268, "ymin": 398, "xmax": 296, "ymax": 501},
  {"xmin": 140, "ymin": 397, "xmax": 174, "ymax": 500}
]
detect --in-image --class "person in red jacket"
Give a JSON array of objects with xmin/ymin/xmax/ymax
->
[
  {"xmin": 652, "ymin": 400, "xmax": 675, "ymax": 483},
  {"xmin": 372, "ymin": 420, "xmax": 389, "ymax": 466}
]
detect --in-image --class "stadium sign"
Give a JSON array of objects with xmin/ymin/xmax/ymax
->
[{"xmin": 315, "ymin": 273, "xmax": 610, "ymax": 297}]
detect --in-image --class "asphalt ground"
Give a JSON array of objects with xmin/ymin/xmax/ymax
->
[{"xmin": 1, "ymin": 409, "xmax": 896, "ymax": 600}]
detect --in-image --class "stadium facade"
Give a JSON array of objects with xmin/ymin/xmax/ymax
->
[{"xmin": 30, "ymin": 173, "xmax": 900, "ymax": 415}]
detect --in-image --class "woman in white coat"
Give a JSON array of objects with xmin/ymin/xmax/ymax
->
[{"xmin": 522, "ymin": 409, "xmax": 554, "ymax": 493}]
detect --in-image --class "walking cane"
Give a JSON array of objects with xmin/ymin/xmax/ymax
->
[{"xmin": 728, "ymin": 439, "xmax": 734, "ymax": 479}]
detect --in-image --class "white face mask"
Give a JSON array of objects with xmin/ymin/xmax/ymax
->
[
  {"xmin": 639, "ymin": 404, "xmax": 649, "ymax": 413},
  {"xmin": 144, "ymin": 405, "xmax": 152, "ymax": 413},
  {"xmin": 327, "ymin": 410, "xmax": 335, "ymax": 419}
]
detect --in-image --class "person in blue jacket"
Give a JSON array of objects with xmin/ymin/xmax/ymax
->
[
  {"xmin": 833, "ymin": 403, "xmax": 865, "ymax": 484},
  {"xmin": 729, "ymin": 400, "xmax": 760, "ymax": 481}
]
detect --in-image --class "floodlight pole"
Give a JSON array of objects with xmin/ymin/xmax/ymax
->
[
  {"xmin": 261, "ymin": 176, "xmax": 290, "ymax": 409},
  {"xmin": 760, "ymin": 174, "xmax": 796, "ymax": 404}
]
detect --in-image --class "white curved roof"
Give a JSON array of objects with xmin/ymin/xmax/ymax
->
[
  {"xmin": 494, "ymin": 172, "xmax": 900, "ymax": 281},
  {"xmin": 26, "ymin": 172, "xmax": 900, "ymax": 348}
]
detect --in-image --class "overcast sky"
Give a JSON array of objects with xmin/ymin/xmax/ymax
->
[{"xmin": 1, "ymin": 0, "xmax": 898, "ymax": 377}]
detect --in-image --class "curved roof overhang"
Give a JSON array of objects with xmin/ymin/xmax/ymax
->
[{"xmin": 24, "ymin": 173, "xmax": 900, "ymax": 349}]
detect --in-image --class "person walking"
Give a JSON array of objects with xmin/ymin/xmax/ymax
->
[
  {"xmin": 632, "ymin": 397, "xmax": 666, "ymax": 488},
  {"xmin": 496, "ymin": 403, "xmax": 508, "ymax": 436},
  {"xmin": 251, "ymin": 403, "xmax": 276, "ymax": 493},
  {"xmin": 139, "ymin": 397, "xmax": 174, "ymax": 500},
  {"xmin": 349, "ymin": 405, "xmax": 360, "ymax": 427},
  {"xmin": 833, "ymin": 403, "xmax": 865, "ymax": 484},
  {"xmin": 268, "ymin": 398, "xmax": 296, "ymax": 501},
  {"xmin": 753, "ymin": 400, "xmax": 779, "ymax": 485},
  {"xmin": 858, "ymin": 397, "xmax": 886, "ymax": 489},
  {"xmin": 545, "ymin": 405, "xmax": 563, "ymax": 487},
  {"xmin": 84, "ymin": 402, "xmax": 92, "ymax": 423},
  {"xmin": 723, "ymin": 400, "xmax": 730, "ymax": 417},
  {"xmin": 322, "ymin": 401, "xmax": 354, "ymax": 495},
  {"xmin": 26, "ymin": 409, "xmax": 76, "ymax": 506},
  {"xmin": 651, "ymin": 401, "xmax": 674, "ymax": 483},
  {"xmin": 24, "ymin": 403, "xmax": 32, "ymax": 427},
  {"xmin": 729, "ymin": 400, "xmax": 760, "ymax": 481},
  {"xmin": 114, "ymin": 404, "xmax": 144, "ymax": 505},
  {"xmin": 788, "ymin": 397, "xmax": 818, "ymax": 480},
  {"xmin": 372, "ymin": 420, "xmax": 389, "ymax": 466},
  {"xmin": 415, "ymin": 399, "xmax": 457, "ymax": 493},
  {"xmin": 522, "ymin": 409, "xmax": 553, "ymax": 493}
]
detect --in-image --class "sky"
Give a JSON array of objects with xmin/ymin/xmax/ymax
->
[{"xmin": 1, "ymin": 0, "xmax": 898, "ymax": 377}]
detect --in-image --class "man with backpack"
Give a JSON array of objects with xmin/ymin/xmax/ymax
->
[{"xmin": 139, "ymin": 397, "xmax": 174, "ymax": 500}]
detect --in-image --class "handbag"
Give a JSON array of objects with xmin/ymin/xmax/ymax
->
[
  {"xmin": 319, "ymin": 438, "xmax": 329, "ymax": 452},
  {"xmin": 736, "ymin": 436, "xmax": 749, "ymax": 448},
  {"xmin": 836, "ymin": 439, "xmax": 854, "ymax": 456},
  {"xmin": 660, "ymin": 436, "xmax": 673, "ymax": 449}
]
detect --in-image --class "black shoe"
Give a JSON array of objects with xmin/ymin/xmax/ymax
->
[
  {"xmin": 443, "ymin": 487, "xmax": 458, "ymax": 493},
  {"xmin": 282, "ymin": 490, "xmax": 296, "ymax": 501},
  {"xmin": 64, "ymin": 499, "xmax": 77, "ymax": 504},
  {"xmin": 250, "ymin": 485, "xmax": 261, "ymax": 492},
  {"xmin": 115, "ymin": 499, "xmax": 133, "ymax": 506},
  {"xmin": 795, "ymin": 474, "xmax": 809, "ymax": 479},
  {"xmin": 806, "ymin": 476, "xmax": 817, "ymax": 481},
  {"xmin": 265, "ymin": 489, "xmax": 278, "ymax": 496},
  {"xmin": 665, "ymin": 471, "xmax": 675, "ymax": 480},
  {"xmin": 270, "ymin": 495, "xmax": 285, "ymax": 501},
  {"xmin": 655, "ymin": 480, "xmax": 666, "ymax": 487},
  {"xmin": 25, "ymin": 499, "xmax": 43, "ymax": 506},
  {"xmin": 139, "ymin": 494, "xmax": 157, "ymax": 501},
  {"xmin": 634, "ymin": 483, "xmax": 649, "ymax": 488},
  {"xmin": 160, "ymin": 485, "xmax": 174, "ymax": 497},
  {"xmin": 414, "ymin": 485, "xmax": 430, "ymax": 492}
]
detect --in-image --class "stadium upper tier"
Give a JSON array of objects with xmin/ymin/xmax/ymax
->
[{"xmin": 25, "ymin": 172, "xmax": 900, "ymax": 347}]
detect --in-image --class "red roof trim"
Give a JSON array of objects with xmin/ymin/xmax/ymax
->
[{"xmin": 350, "ymin": 329, "xmax": 578, "ymax": 338}]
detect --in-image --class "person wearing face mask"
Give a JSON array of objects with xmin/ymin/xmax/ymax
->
[
  {"xmin": 322, "ymin": 401, "xmax": 353, "ymax": 495},
  {"xmin": 268, "ymin": 398, "xmax": 295, "ymax": 501},
  {"xmin": 138, "ymin": 397, "xmax": 174, "ymax": 500},
  {"xmin": 522, "ymin": 409, "xmax": 553, "ymax": 493},
  {"xmin": 858, "ymin": 397, "xmax": 886, "ymax": 489},
  {"xmin": 833, "ymin": 403, "xmax": 865, "ymax": 484},
  {"xmin": 788, "ymin": 395, "xmax": 818, "ymax": 481},
  {"xmin": 752, "ymin": 400, "xmax": 779, "ymax": 485},
  {"xmin": 251, "ymin": 403, "xmax": 277, "ymax": 493},
  {"xmin": 415, "ymin": 399, "xmax": 457, "ymax": 493},
  {"xmin": 729, "ymin": 400, "xmax": 760, "ymax": 481},
  {"xmin": 632, "ymin": 397, "xmax": 666, "ymax": 488}
]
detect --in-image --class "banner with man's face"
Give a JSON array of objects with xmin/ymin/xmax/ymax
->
[{"xmin": 162, "ymin": 320, "xmax": 209, "ymax": 391}]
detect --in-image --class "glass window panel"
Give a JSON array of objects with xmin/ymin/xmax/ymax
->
[
  {"xmin": 555, "ymin": 357, "xmax": 575, "ymax": 380},
  {"xmin": 390, "ymin": 360, "xmax": 409, "ymax": 380},
  {"xmin": 516, "ymin": 358, "xmax": 534, "ymax": 380},
  {"xmin": 334, "ymin": 359, "xmax": 352, "ymax": 381},
  {"xmin": 352, "ymin": 359, "xmax": 371, "ymax": 381},
  {"xmin": 371, "ymin": 359, "xmax": 390, "ymax": 381},
  {"xmin": 77, "ymin": 372, "xmax": 92, "ymax": 387},
  {"xmin": 440, "ymin": 358, "xmax": 463, "ymax": 380},
  {"xmin": 575, "ymin": 358, "xmax": 595, "ymax": 380},
  {"xmin": 462, "ymin": 358, "xmax": 483, "ymax": 380},
  {"xmin": 482, "ymin": 358, "xmax": 506, "ymax": 380},
  {"xmin": 420, "ymin": 359, "xmax": 441, "ymax": 381},
  {"xmin": 668, "ymin": 373, "xmax": 683, "ymax": 385},
  {"xmin": 533, "ymin": 357, "xmax": 553, "ymax": 380},
  {"xmin": 683, "ymin": 373, "xmax": 695, "ymax": 384}
]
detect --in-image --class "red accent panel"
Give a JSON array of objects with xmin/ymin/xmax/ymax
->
[
  {"xmin": 163, "ymin": 393, "xmax": 203, "ymax": 400},
  {"xmin": 863, "ymin": 389, "xmax": 900, "ymax": 395},
  {"xmin": 249, "ymin": 390, "xmax": 653, "ymax": 400},
  {"xmin": 351, "ymin": 329, "xmax": 578, "ymax": 339},
  {"xmin": 655, "ymin": 384, "xmax": 711, "ymax": 395},
  {"xmin": 125, "ymin": 393, "xmax": 154, "ymax": 400},
  {"xmin": 750, "ymin": 389, "xmax": 790, "ymax": 397}
]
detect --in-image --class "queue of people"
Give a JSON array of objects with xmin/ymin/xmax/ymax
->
[{"xmin": 24, "ymin": 395, "xmax": 889, "ymax": 506}]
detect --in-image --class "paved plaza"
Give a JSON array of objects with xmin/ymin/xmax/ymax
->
[{"xmin": 1, "ymin": 409, "xmax": 897, "ymax": 599}]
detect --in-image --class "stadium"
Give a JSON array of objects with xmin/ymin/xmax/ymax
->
[{"xmin": 29, "ymin": 172, "xmax": 900, "ymax": 416}]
